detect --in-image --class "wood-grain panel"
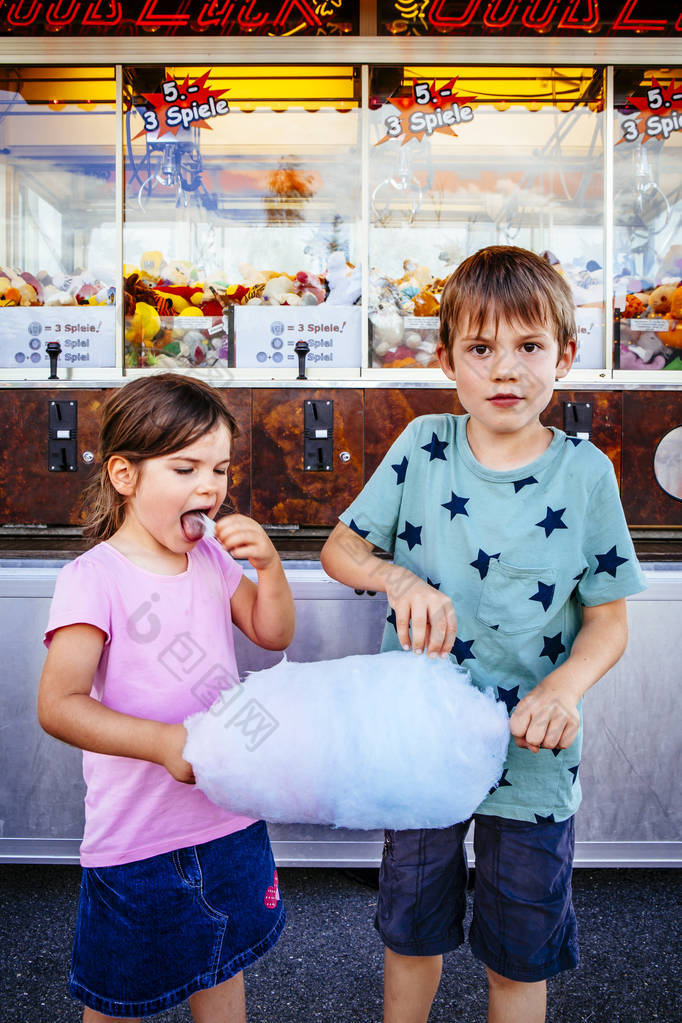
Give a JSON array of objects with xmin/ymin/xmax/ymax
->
[
  {"xmin": 364, "ymin": 388, "xmax": 464, "ymax": 478},
  {"xmin": 220, "ymin": 388, "xmax": 251, "ymax": 517},
  {"xmin": 0, "ymin": 386, "xmax": 252, "ymax": 527},
  {"xmin": 542, "ymin": 390, "xmax": 623, "ymax": 485},
  {"xmin": 0, "ymin": 389, "xmax": 104, "ymax": 525},
  {"xmin": 621, "ymin": 391, "xmax": 682, "ymax": 528},
  {"xmin": 251, "ymin": 389, "xmax": 363, "ymax": 526}
]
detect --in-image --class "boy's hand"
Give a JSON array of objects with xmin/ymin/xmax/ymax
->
[
  {"xmin": 215, "ymin": 514, "xmax": 278, "ymax": 572},
  {"xmin": 385, "ymin": 566, "xmax": 458, "ymax": 658},
  {"xmin": 160, "ymin": 723, "xmax": 196, "ymax": 785},
  {"xmin": 509, "ymin": 681, "xmax": 580, "ymax": 754}
]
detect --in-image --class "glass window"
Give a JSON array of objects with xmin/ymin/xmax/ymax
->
[
  {"xmin": 614, "ymin": 68, "xmax": 682, "ymax": 372},
  {"xmin": 0, "ymin": 68, "xmax": 117, "ymax": 371},
  {"xmin": 368, "ymin": 66, "xmax": 605, "ymax": 370},
  {"xmin": 123, "ymin": 66, "xmax": 361, "ymax": 372}
]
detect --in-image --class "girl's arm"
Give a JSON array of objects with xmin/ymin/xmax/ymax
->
[
  {"xmin": 215, "ymin": 514, "xmax": 295, "ymax": 650},
  {"xmin": 510, "ymin": 598, "xmax": 628, "ymax": 753},
  {"xmin": 37, "ymin": 623, "xmax": 194, "ymax": 783}
]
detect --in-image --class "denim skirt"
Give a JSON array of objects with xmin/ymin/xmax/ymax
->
[{"xmin": 69, "ymin": 821, "xmax": 285, "ymax": 1018}]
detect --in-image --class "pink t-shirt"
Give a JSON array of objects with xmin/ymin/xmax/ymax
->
[{"xmin": 45, "ymin": 538, "xmax": 255, "ymax": 867}]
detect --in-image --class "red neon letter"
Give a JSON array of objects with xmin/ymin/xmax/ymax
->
[
  {"xmin": 522, "ymin": 0, "xmax": 560, "ymax": 31},
  {"xmin": 483, "ymin": 0, "xmax": 521, "ymax": 28},
  {"xmin": 557, "ymin": 0, "xmax": 599, "ymax": 30},
  {"xmin": 428, "ymin": 0, "xmax": 483, "ymax": 30},
  {"xmin": 82, "ymin": 0, "xmax": 122, "ymax": 25},
  {"xmin": 7, "ymin": 0, "xmax": 42, "ymax": 26},
  {"xmin": 197, "ymin": 1, "xmax": 235, "ymax": 28},
  {"xmin": 273, "ymin": 0, "xmax": 322, "ymax": 27},
  {"xmin": 237, "ymin": 0, "xmax": 268, "ymax": 28},
  {"xmin": 136, "ymin": 0, "xmax": 191, "ymax": 27},
  {"xmin": 46, "ymin": 0, "xmax": 81, "ymax": 26},
  {"xmin": 612, "ymin": 0, "xmax": 665, "ymax": 32}
]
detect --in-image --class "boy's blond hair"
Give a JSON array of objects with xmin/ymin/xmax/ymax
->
[{"xmin": 439, "ymin": 245, "xmax": 576, "ymax": 369}]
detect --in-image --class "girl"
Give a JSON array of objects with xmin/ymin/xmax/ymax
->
[{"xmin": 38, "ymin": 373, "xmax": 295, "ymax": 1022}]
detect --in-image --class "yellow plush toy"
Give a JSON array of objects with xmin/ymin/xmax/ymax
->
[
  {"xmin": 125, "ymin": 302, "xmax": 161, "ymax": 346},
  {"xmin": 656, "ymin": 285, "xmax": 682, "ymax": 349}
]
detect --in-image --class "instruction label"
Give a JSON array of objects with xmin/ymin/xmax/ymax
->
[
  {"xmin": 234, "ymin": 306, "xmax": 361, "ymax": 370},
  {"xmin": 0, "ymin": 306, "xmax": 116, "ymax": 369}
]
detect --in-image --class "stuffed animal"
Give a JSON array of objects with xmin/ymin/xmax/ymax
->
[
  {"xmin": 648, "ymin": 284, "xmax": 676, "ymax": 316},
  {"xmin": 325, "ymin": 251, "xmax": 361, "ymax": 306},
  {"xmin": 655, "ymin": 285, "xmax": 682, "ymax": 349}
]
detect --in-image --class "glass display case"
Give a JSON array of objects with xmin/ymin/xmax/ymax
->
[
  {"xmin": 367, "ymin": 65, "xmax": 605, "ymax": 371},
  {"xmin": 613, "ymin": 67, "xmax": 682, "ymax": 373},
  {"xmin": 123, "ymin": 65, "xmax": 362, "ymax": 373},
  {"xmin": 0, "ymin": 68, "xmax": 117, "ymax": 372},
  {"xmin": 0, "ymin": 58, "xmax": 680, "ymax": 381}
]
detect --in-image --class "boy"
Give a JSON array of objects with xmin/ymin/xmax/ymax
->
[{"xmin": 321, "ymin": 246, "xmax": 646, "ymax": 1023}]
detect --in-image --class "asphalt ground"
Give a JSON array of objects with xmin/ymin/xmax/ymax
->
[{"xmin": 1, "ymin": 865, "xmax": 680, "ymax": 1023}]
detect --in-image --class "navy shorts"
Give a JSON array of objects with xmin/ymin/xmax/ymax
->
[
  {"xmin": 69, "ymin": 821, "xmax": 285, "ymax": 1018},
  {"xmin": 375, "ymin": 814, "xmax": 579, "ymax": 983}
]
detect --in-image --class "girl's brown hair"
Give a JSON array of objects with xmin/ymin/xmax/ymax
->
[
  {"xmin": 83, "ymin": 373, "xmax": 239, "ymax": 541},
  {"xmin": 439, "ymin": 245, "xmax": 576, "ymax": 368}
]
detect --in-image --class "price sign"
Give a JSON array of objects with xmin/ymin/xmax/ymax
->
[
  {"xmin": 377, "ymin": 78, "xmax": 476, "ymax": 145},
  {"xmin": 234, "ymin": 306, "xmax": 361, "ymax": 370},
  {"xmin": 0, "ymin": 306, "xmax": 116, "ymax": 369}
]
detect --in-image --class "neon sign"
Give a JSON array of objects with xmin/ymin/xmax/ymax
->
[
  {"xmin": 380, "ymin": 0, "xmax": 680, "ymax": 35},
  {"xmin": 0, "ymin": 0, "xmax": 357, "ymax": 36}
]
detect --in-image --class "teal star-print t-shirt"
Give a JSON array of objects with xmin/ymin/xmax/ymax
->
[{"xmin": 340, "ymin": 414, "xmax": 647, "ymax": 824}]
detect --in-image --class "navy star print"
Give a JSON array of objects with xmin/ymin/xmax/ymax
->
[
  {"xmin": 391, "ymin": 456, "xmax": 408, "ymax": 485},
  {"xmin": 535, "ymin": 506, "xmax": 568, "ymax": 538},
  {"xmin": 451, "ymin": 637, "xmax": 475, "ymax": 664},
  {"xmin": 513, "ymin": 476, "xmax": 538, "ymax": 493},
  {"xmin": 387, "ymin": 608, "xmax": 397, "ymax": 630},
  {"xmin": 497, "ymin": 684, "xmax": 520, "ymax": 714},
  {"xmin": 442, "ymin": 491, "xmax": 470, "ymax": 519},
  {"xmin": 397, "ymin": 521, "xmax": 422, "ymax": 550},
  {"xmin": 348, "ymin": 519, "xmax": 370, "ymax": 539},
  {"xmin": 488, "ymin": 768, "xmax": 512, "ymax": 795},
  {"xmin": 540, "ymin": 632, "xmax": 566, "ymax": 664},
  {"xmin": 595, "ymin": 545, "xmax": 628, "ymax": 577},
  {"xmin": 421, "ymin": 432, "xmax": 449, "ymax": 461},
  {"xmin": 530, "ymin": 581, "xmax": 555, "ymax": 612},
  {"xmin": 534, "ymin": 813, "xmax": 556, "ymax": 824},
  {"xmin": 569, "ymin": 765, "xmax": 580, "ymax": 785},
  {"xmin": 426, "ymin": 578, "xmax": 441, "ymax": 590},
  {"xmin": 470, "ymin": 549, "xmax": 500, "ymax": 580}
]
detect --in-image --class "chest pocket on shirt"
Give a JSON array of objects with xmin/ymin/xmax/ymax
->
[{"xmin": 476, "ymin": 559, "xmax": 558, "ymax": 635}]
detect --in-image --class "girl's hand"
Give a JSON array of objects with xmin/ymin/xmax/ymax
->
[
  {"xmin": 214, "ymin": 514, "xmax": 278, "ymax": 572},
  {"xmin": 160, "ymin": 723, "xmax": 196, "ymax": 785},
  {"xmin": 385, "ymin": 565, "xmax": 458, "ymax": 658}
]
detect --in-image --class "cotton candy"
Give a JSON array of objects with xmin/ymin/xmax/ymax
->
[{"xmin": 183, "ymin": 650, "xmax": 510, "ymax": 830}]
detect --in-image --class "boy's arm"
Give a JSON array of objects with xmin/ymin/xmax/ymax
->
[
  {"xmin": 321, "ymin": 521, "xmax": 457, "ymax": 658},
  {"xmin": 37, "ymin": 624, "xmax": 194, "ymax": 782},
  {"xmin": 510, "ymin": 598, "xmax": 628, "ymax": 753},
  {"xmin": 216, "ymin": 514, "xmax": 295, "ymax": 651}
]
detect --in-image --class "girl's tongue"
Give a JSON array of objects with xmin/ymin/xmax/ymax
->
[{"xmin": 180, "ymin": 511, "xmax": 207, "ymax": 543}]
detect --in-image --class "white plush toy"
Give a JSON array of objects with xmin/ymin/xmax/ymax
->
[{"xmin": 184, "ymin": 650, "xmax": 510, "ymax": 831}]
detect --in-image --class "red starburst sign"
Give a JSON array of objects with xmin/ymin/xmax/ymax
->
[
  {"xmin": 135, "ymin": 71, "xmax": 230, "ymax": 138},
  {"xmin": 620, "ymin": 78, "xmax": 682, "ymax": 145},
  {"xmin": 376, "ymin": 78, "xmax": 477, "ymax": 146}
]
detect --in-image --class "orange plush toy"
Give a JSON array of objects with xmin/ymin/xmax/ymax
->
[{"xmin": 656, "ymin": 285, "xmax": 682, "ymax": 349}]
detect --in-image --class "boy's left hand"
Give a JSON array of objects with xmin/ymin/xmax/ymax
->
[
  {"xmin": 509, "ymin": 681, "xmax": 580, "ymax": 754},
  {"xmin": 214, "ymin": 514, "xmax": 278, "ymax": 572}
]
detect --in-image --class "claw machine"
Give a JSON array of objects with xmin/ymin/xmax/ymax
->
[{"xmin": 0, "ymin": 1, "xmax": 680, "ymax": 866}]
